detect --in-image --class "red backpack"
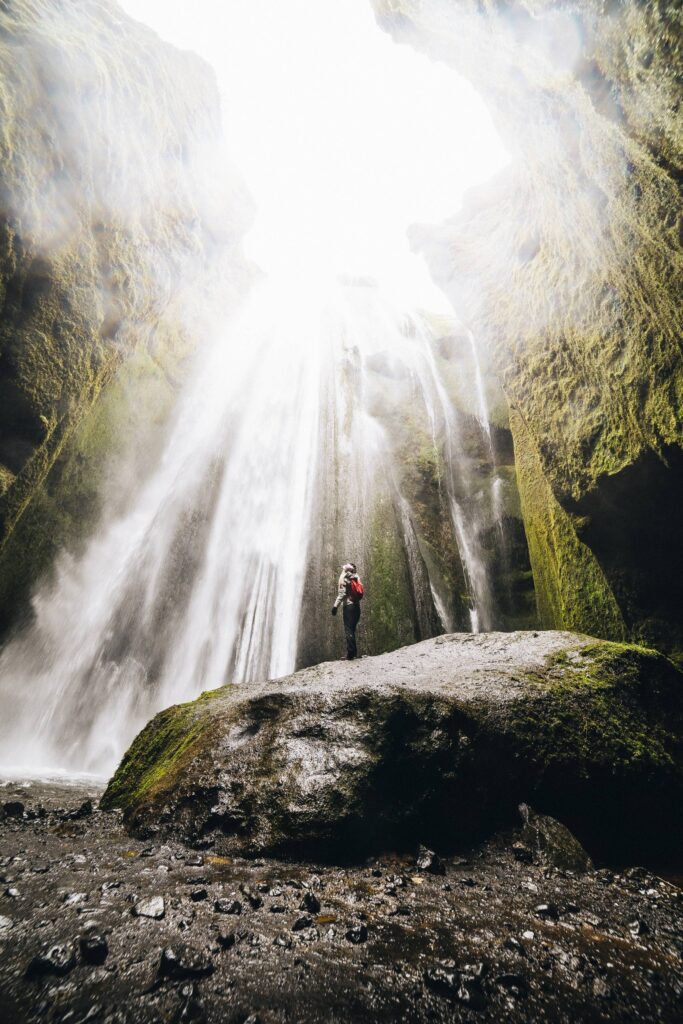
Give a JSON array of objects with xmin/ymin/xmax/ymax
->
[{"xmin": 349, "ymin": 577, "xmax": 364, "ymax": 602}]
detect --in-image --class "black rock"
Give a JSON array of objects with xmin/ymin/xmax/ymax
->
[
  {"xmin": 69, "ymin": 799, "xmax": 93, "ymax": 820},
  {"xmin": 2, "ymin": 802, "xmax": 25, "ymax": 819},
  {"xmin": 518, "ymin": 805, "xmax": 593, "ymax": 873},
  {"xmin": 214, "ymin": 899, "xmax": 241, "ymax": 915},
  {"xmin": 26, "ymin": 943, "xmax": 77, "ymax": 978},
  {"xmin": 595, "ymin": 869, "xmax": 614, "ymax": 884},
  {"xmin": 79, "ymin": 933, "xmax": 108, "ymax": 965},
  {"xmin": 216, "ymin": 927, "xmax": 235, "ymax": 949},
  {"xmin": 345, "ymin": 924, "xmax": 368, "ymax": 944},
  {"xmin": 495, "ymin": 973, "xmax": 529, "ymax": 997},
  {"xmin": 512, "ymin": 841, "xmax": 533, "ymax": 864},
  {"xmin": 457, "ymin": 975, "xmax": 486, "ymax": 1010},
  {"xmin": 174, "ymin": 981, "xmax": 206, "ymax": 1023},
  {"xmin": 535, "ymin": 903, "xmax": 560, "ymax": 920},
  {"xmin": 292, "ymin": 915, "xmax": 313, "ymax": 932},
  {"xmin": 158, "ymin": 945, "xmax": 214, "ymax": 981},
  {"xmin": 424, "ymin": 964, "xmax": 486, "ymax": 1009},
  {"xmin": 628, "ymin": 918, "xmax": 650, "ymax": 936},
  {"xmin": 424, "ymin": 963, "xmax": 460, "ymax": 997},
  {"xmin": 269, "ymin": 904, "xmax": 286, "ymax": 913},
  {"xmin": 416, "ymin": 845, "xmax": 445, "ymax": 875},
  {"xmin": 299, "ymin": 892, "xmax": 320, "ymax": 914},
  {"xmin": 503, "ymin": 937, "xmax": 527, "ymax": 956},
  {"xmin": 190, "ymin": 888, "xmax": 208, "ymax": 902},
  {"xmin": 240, "ymin": 886, "xmax": 263, "ymax": 910}
]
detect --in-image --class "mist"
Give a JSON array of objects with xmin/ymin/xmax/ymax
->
[
  {"xmin": 0, "ymin": 0, "xmax": 518, "ymax": 776},
  {"xmin": 120, "ymin": 0, "xmax": 509, "ymax": 304}
]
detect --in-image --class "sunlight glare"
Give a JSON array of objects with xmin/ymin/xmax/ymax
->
[{"xmin": 119, "ymin": 0, "xmax": 509, "ymax": 307}]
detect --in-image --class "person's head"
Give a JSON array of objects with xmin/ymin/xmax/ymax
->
[{"xmin": 342, "ymin": 562, "xmax": 356, "ymax": 574}]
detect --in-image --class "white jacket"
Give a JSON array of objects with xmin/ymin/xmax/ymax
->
[{"xmin": 334, "ymin": 570, "xmax": 362, "ymax": 609}]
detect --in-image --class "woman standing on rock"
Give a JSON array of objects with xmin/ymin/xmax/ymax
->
[{"xmin": 331, "ymin": 562, "xmax": 364, "ymax": 660}]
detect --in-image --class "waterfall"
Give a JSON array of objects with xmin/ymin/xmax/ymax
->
[{"xmin": 0, "ymin": 277, "xmax": 505, "ymax": 775}]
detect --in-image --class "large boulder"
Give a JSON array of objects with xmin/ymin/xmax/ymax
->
[{"xmin": 102, "ymin": 631, "xmax": 682, "ymax": 861}]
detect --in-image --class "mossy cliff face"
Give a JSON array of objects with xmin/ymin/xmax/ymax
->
[
  {"xmin": 0, "ymin": 0, "xmax": 250, "ymax": 632},
  {"xmin": 373, "ymin": 0, "xmax": 683, "ymax": 659},
  {"xmin": 102, "ymin": 631, "xmax": 683, "ymax": 862}
]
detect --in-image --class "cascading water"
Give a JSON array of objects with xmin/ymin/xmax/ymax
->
[
  {"xmin": 0, "ymin": 272, "xmax": 507, "ymax": 776},
  {"xmin": 0, "ymin": 278, "xmax": 322, "ymax": 774}
]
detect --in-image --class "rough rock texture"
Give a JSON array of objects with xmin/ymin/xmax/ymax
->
[
  {"xmin": 103, "ymin": 632, "xmax": 683, "ymax": 863},
  {"xmin": 2, "ymin": 778, "xmax": 682, "ymax": 1024},
  {"xmin": 373, "ymin": 0, "xmax": 683, "ymax": 660},
  {"xmin": 297, "ymin": 311, "xmax": 537, "ymax": 672},
  {"xmin": 296, "ymin": 307, "xmax": 536, "ymax": 671},
  {"xmin": 0, "ymin": 0, "xmax": 250, "ymax": 633}
]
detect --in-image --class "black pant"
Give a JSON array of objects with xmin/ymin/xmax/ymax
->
[{"xmin": 343, "ymin": 602, "xmax": 361, "ymax": 659}]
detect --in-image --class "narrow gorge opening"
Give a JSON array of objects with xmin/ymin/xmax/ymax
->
[
  {"xmin": 0, "ymin": 0, "xmax": 535, "ymax": 776},
  {"xmin": 1, "ymin": 3, "xmax": 681, "ymax": 1019}
]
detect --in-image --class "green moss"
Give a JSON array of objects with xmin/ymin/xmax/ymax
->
[
  {"xmin": 364, "ymin": 494, "xmax": 417, "ymax": 654},
  {"xmin": 509, "ymin": 640, "xmax": 679, "ymax": 776},
  {"xmin": 394, "ymin": 422, "xmax": 470, "ymax": 629},
  {"xmin": 0, "ymin": 339, "xmax": 187, "ymax": 636},
  {"xmin": 101, "ymin": 686, "xmax": 228, "ymax": 813},
  {"xmin": 376, "ymin": 0, "xmax": 683, "ymax": 656},
  {"xmin": 510, "ymin": 408, "xmax": 627, "ymax": 640}
]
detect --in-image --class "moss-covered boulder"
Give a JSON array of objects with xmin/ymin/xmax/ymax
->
[{"xmin": 102, "ymin": 631, "xmax": 683, "ymax": 862}]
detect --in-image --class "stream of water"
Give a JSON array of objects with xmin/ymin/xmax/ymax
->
[{"xmin": 0, "ymin": 276, "xmax": 504, "ymax": 775}]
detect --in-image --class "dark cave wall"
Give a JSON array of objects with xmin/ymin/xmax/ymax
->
[{"xmin": 374, "ymin": 0, "xmax": 683, "ymax": 659}]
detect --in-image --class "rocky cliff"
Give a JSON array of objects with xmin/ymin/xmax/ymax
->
[
  {"xmin": 373, "ymin": 0, "xmax": 683, "ymax": 662},
  {"xmin": 0, "ymin": 0, "xmax": 251, "ymax": 634}
]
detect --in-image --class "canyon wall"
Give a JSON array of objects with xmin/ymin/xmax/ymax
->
[
  {"xmin": 0, "ymin": 0, "xmax": 251, "ymax": 634},
  {"xmin": 374, "ymin": 0, "xmax": 683, "ymax": 661}
]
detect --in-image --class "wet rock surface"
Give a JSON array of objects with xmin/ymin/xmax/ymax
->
[
  {"xmin": 102, "ymin": 632, "xmax": 683, "ymax": 862},
  {"xmin": 0, "ymin": 778, "xmax": 681, "ymax": 1024}
]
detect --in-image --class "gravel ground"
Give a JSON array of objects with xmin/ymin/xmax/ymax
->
[{"xmin": 0, "ymin": 777, "xmax": 681, "ymax": 1023}]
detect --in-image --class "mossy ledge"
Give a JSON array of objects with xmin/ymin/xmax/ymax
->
[{"xmin": 102, "ymin": 631, "xmax": 683, "ymax": 863}]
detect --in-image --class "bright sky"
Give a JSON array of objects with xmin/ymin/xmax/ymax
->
[{"xmin": 120, "ymin": 0, "xmax": 508, "ymax": 306}]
